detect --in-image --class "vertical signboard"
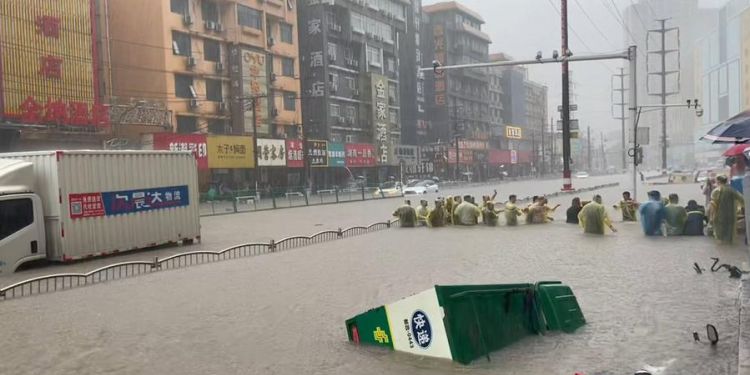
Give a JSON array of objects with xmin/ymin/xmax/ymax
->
[
  {"xmin": 307, "ymin": 140, "xmax": 328, "ymax": 167},
  {"xmin": 345, "ymin": 143, "xmax": 376, "ymax": 167},
  {"xmin": 371, "ymin": 73, "xmax": 390, "ymax": 164},
  {"xmin": 0, "ymin": 0, "xmax": 109, "ymax": 129},
  {"xmin": 257, "ymin": 138, "xmax": 287, "ymax": 166},
  {"xmin": 328, "ymin": 142, "xmax": 346, "ymax": 167},
  {"xmin": 207, "ymin": 135, "xmax": 255, "ymax": 168},
  {"xmin": 241, "ymin": 49, "xmax": 269, "ymax": 135},
  {"xmin": 433, "ymin": 25, "xmax": 446, "ymax": 108},
  {"xmin": 286, "ymin": 139, "xmax": 304, "ymax": 168}
]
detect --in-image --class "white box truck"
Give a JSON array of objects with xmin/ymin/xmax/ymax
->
[{"xmin": 0, "ymin": 150, "xmax": 201, "ymax": 274}]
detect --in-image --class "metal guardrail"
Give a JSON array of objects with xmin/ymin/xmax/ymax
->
[{"xmin": 0, "ymin": 219, "xmax": 401, "ymax": 301}]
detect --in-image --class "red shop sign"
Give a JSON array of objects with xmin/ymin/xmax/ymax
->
[
  {"xmin": 345, "ymin": 143, "xmax": 376, "ymax": 167},
  {"xmin": 286, "ymin": 139, "xmax": 304, "ymax": 168},
  {"xmin": 151, "ymin": 133, "xmax": 209, "ymax": 170}
]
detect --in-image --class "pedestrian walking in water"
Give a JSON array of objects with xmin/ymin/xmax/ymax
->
[
  {"xmin": 427, "ymin": 199, "xmax": 446, "ymax": 227},
  {"xmin": 505, "ymin": 195, "xmax": 523, "ymax": 226},
  {"xmin": 639, "ymin": 190, "xmax": 666, "ymax": 236},
  {"xmin": 393, "ymin": 200, "xmax": 417, "ymax": 228},
  {"xmin": 482, "ymin": 201, "xmax": 500, "ymax": 226},
  {"xmin": 416, "ymin": 199, "xmax": 430, "ymax": 226},
  {"xmin": 615, "ymin": 191, "xmax": 638, "ymax": 222},
  {"xmin": 710, "ymin": 175, "xmax": 744, "ymax": 244},
  {"xmin": 566, "ymin": 197, "xmax": 583, "ymax": 224},
  {"xmin": 683, "ymin": 200, "xmax": 706, "ymax": 236},
  {"xmin": 664, "ymin": 193, "xmax": 687, "ymax": 236},
  {"xmin": 578, "ymin": 195, "xmax": 616, "ymax": 235},
  {"xmin": 454, "ymin": 195, "xmax": 481, "ymax": 225}
]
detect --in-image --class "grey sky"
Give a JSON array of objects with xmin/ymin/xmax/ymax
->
[{"xmin": 421, "ymin": 0, "xmax": 726, "ymax": 141}]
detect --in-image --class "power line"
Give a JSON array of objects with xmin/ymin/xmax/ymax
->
[{"xmin": 573, "ymin": 0, "xmax": 618, "ymax": 50}]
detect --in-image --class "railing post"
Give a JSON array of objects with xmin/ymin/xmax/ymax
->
[
  {"xmin": 304, "ymin": 190, "xmax": 309, "ymax": 206},
  {"xmin": 151, "ymin": 256, "xmax": 160, "ymax": 270},
  {"xmin": 386, "ymin": 220, "xmax": 391, "ymax": 228},
  {"xmin": 232, "ymin": 196, "xmax": 238, "ymax": 213},
  {"xmin": 269, "ymin": 239, "xmax": 276, "ymax": 252},
  {"xmin": 272, "ymin": 192, "xmax": 277, "ymax": 209},
  {"xmin": 361, "ymin": 185, "xmax": 366, "ymax": 201},
  {"xmin": 335, "ymin": 188, "xmax": 339, "ymax": 203},
  {"xmin": 337, "ymin": 227, "xmax": 343, "ymax": 238}
]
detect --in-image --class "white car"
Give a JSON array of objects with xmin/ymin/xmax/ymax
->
[
  {"xmin": 403, "ymin": 180, "xmax": 439, "ymax": 195},
  {"xmin": 575, "ymin": 171, "xmax": 589, "ymax": 178}
]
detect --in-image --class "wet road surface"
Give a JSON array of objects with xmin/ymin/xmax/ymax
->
[{"xmin": 1, "ymin": 177, "xmax": 748, "ymax": 375}]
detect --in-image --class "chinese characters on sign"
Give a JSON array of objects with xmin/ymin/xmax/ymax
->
[
  {"xmin": 69, "ymin": 185, "xmax": 190, "ymax": 219},
  {"xmin": 257, "ymin": 138, "xmax": 286, "ymax": 166},
  {"xmin": 447, "ymin": 149, "xmax": 474, "ymax": 164},
  {"xmin": 207, "ymin": 135, "xmax": 255, "ymax": 168},
  {"xmin": 241, "ymin": 49, "xmax": 269, "ymax": 134},
  {"xmin": 433, "ymin": 25, "xmax": 446, "ymax": 107},
  {"xmin": 327, "ymin": 142, "xmax": 346, "ymax": 167},
  {"xmin": 371, "ymin": 74, "xmax": 390, "ymax": 165},
  {"xmin": 286, "ymin": 139, "xmax": 304, "ymax": 168},
  {"xmin": 345, "ymin": 143, "xmax": 376, "ymax": 167},
  {"xmin": 18, "ymin": 96, "xmax": 109, "ymax": 127},
  {"xmin": 307, "ymin": 140, "xmax": 329, "ymax": 167},
  {"xmin": 147, "ymin": 133, "xmax": 209, "ymax": 170},
  {"xmin": 505, "ymin": 126, "xmax": 523, "ymax": 139},
  {"xmin": 458, "ymin": 140, "xmax": 488, "ymax": 150}
]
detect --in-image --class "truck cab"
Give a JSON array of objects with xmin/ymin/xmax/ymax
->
[{"xmin": 0, "ymin": 160, "xmax": 47, "ymax": 275}]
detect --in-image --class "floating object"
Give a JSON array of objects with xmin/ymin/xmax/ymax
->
[
  {"xmin": 710, "ymin": 257, "xmax": 748, "ymax": 279},
  {"xmin": 634, "ymin": 371, "xmax": 653, "ymax": 375},
  {"xmin": 345, "ymin": 281, "xmax": 585, "ymax": 365},
  {"xmin": 706, "ymin": 324, "xmax": 719, "ymax": 345},
  {"xmin": 693, "ymin": 331, "xmax": 700, "ymax": 341},
  {"xmin": 693, "ymin": 263, "xmax": 704, "ymax": 274}
]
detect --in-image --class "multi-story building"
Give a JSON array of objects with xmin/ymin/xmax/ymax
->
[
  {"xmin": 423, "ymin": 1, "xmax": 491, "ymax": 179},
  {"xmin": 694, "ymin": 0, "xmax": 750, "ymax": 166},
  {"xmin": 298, "ymin": 0, "xmax": 419, "ymax": 182},
  {"xmin": 108, "ymin": 0, "xmax": 302, "ymax": 187},
  {"xmin": 0, "ymin": 0, "xmax": 110, "ymax": 151},
  {"xmin": 525, "ymin": 80, "xmax": 548, "ymax": 172}
]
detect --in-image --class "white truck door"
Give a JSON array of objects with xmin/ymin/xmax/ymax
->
[{"xmin": 0, "ymin": 194, "xmax": 46, "ymax": 275}]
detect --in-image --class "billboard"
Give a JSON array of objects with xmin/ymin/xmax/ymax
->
[
  {"xmin": 144, "ymin": 133, "xmax": 208, "ymax": 170},
  {"xmin": 257, "ymin": 138, "xmax": 286, "ymax": 166},
  {"xmin": 207, "ymin": 135, "xmax": 255, "ymax": 168},
  {"xmin": 307, "ymin": 140, "xmax": 328, "ymax": 167},
  {"xmin": 241, "ymin": 49, "xmax": 269, "ymax": 135},
  {"xmin": 328, "ymin": 142, "xmax": 345, "ymax": 167},
  {"xmin": 371, "ymin": 73, "xmax": 391, "ymax": 164},
  {"xmin": 505, "ymin": 126, "xmax": 523, "ymax": 139},
  {"xmin": 0, "ymin": 0, "xmax": 108, "ymax": 128},
  {"xmin": 286, "ymin": 139, "xmax": 304, "ymax": 168},
  {"xmin": 345, "ymin": 143, "xmax": 376, "ymax": 167}
]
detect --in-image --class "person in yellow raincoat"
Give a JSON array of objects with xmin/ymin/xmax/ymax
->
[
  {"xmin": 427, "ymin": 199, "xmax": 446, "ymax": 227},
  {"xmin": 710, "ymin": 175, "xmax": 744, "ymax": 244},
  {"xmin": 416, "ymin": 199, "xmax": 430, "ymax": 226},
  {"xmin": 614, "ymin": 191, "xmax": 639, "ymax": 222},
  {"xmin": 482, "ymin": 201, "xmax": 501, "ymax": 226},
  {"xmin": 505, "ymin": 195, "xmax": 524, "ymax": 226},
  {"xmin": 452, "ymin": 195, "xmax": 463, "ymax": 224},
  {"xmin": 454, "ymin": 195, "xmax": 481, "ymax": 225},
  {"xmin": 578, "ymin": 195, "xmax": 617, "ymax": 234},
  {"xmin": 393, "ymin": 200, "xmax": 417, "ymax": 228},
  {"xmin": 444, "ymin": 196, "xmax": 454, "ymax": 225}
]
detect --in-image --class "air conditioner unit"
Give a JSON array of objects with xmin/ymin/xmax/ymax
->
[
  {"xmin": 186, "ymin": 56, "xmax": 197, "ymax": 68},
  {"xmin": 270, "ymin": 73, "xmax": 277, "ymax": 82},
  {"xmin": 189, "ymin": 99, "xmax": 199, "ymax": 109},
  {"xmin": 215, "ymin": 61, "xmax": 224, "ymax": 72},
  {"xmin": 330, "ymin": 85, "xmax": 337, "ymax": 93},
  {"xmin": 267, "ymin": 37, "xmax": 275, "ymax": 46},
  {"xmin": 205, "ymin": 21, "xmax": 216, "ymax": 31},
  {"xmin": 183, "ymin": 15, "xmax": 193, "ymax": 26},
  {"xmin": 218, "ymin": 101, "xmax": 228, "ymax": 112},
  {"xmin": 272, "ymin": 108, "xmax": 279, "ymax": 117},
  {"xmin": 215, "ymin": 23, "xmax": 224, "ymax": 32}
]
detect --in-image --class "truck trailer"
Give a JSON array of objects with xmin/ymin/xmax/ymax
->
[{"xmin": 0, "ymin": 150, "xmax": 201, "ymax": 274}]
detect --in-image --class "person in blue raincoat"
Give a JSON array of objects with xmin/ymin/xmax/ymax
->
[{"xmin": 639, "ymin": 190, "xmax": 666, "ymax": 236}]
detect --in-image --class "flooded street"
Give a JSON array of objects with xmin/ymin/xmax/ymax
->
[{"xmin": 0, "ymin": 179, "xmax": 747, "ymax": 375}]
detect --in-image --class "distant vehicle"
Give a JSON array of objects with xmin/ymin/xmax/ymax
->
[
  {"xmin": 374, "ymin": 181, "xmax": 402, "ymax": 197},
  {"xmin": 403, "ymin": 180, "xmax": 439, "ymax": 195},
  {"xmin": 575, "ymin": 171, "xmax": 589, "ymax": 178}
]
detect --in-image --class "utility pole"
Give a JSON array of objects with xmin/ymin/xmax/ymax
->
[
  {"xmin": 560, "ymin": 0, "xmax": 573, "ymax": 190},
  {"xmin": 587, "ymin": 126, "xmax": 591, "ymax": 171},
  {"xmin": 452, "ymin": 105, "xmax": 460, "ymax": 181},
  {"xmin": 648, "ymin": 18, "xmax": 680, "ymax": 171},
  {"xmin": 541, "ymin": 121, "xmax": 546, "ymax": 176},
  {"xmin": 612, "ymin": 68, "xmax": 628, "ymax": 169}
]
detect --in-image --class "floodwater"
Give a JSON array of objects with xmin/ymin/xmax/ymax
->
[{"xmin": 0, "ymin": 180, "xmax": 747, "ymax": 375}]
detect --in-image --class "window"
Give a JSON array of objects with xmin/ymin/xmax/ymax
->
[
  {"xmin": 0, "ymin": 198, "xmax": 33, "ymax": 241},
  {"xmin": 351, "ymin": 13, "xmax": 364, "ymax": 33},
  {"xmin": 174, "ymin": 74, "xmax": 195, "ymax": 98},
  {"xmin": 201, "ymin": 1, "xmax": 219, "ymax": 23},
  {"xmin": 366, "ymin": 45, "xmax": 381, "ymax": 67},
  {"xmin": 388, "ymin": 85, "xmax": 397, "ymax": 102},
  {"xmin": 176, "ymin": 116, "xmax": 198, "ymax": 133},
  {"xmin": 346, "ymin": 105, "xmax": 356, "ymax": 120},
  {"xmin": 208, "ymin": 119, "xmax": 225, "ymax": 134},
  {"xmin": 346, "ymin": 77, "xmax": 356, "ymax": 90},
  {"xmin": 238, "ymin": 5, "xmax": 262, "ymax": 29},
  {"xmin": 172, "ymin": 31, "xmax": 191, "ymax": 56},
  {"xmin": 327, "ymin": 42, "xmax": 337, "ymax": 62},
  {"xmin": 280, "ymin": 23, "xmax": 293, "ymax": 44},
  {"xmin": 389, "ymin": 109, "xmax": 398, "ymax": 124},
  {"xmin": 283, "ymin": 92, "xmax": 296, "ymax": 111},
  {"xmin": 330, "ymin": 103, "xmax": 340, "ymax": 118},
  {"xmin": 170, "ymin": 0, "xmax": 188, "ymax": 16},
  {"xmin": 386, "ymin": 57, "xmax": 396, "ymax": 73},
  {"xmin": 206, "ymin": 79, "xmax": 222, "ymax": 102},
  {"xmin": 282, "ymin": 57, "xmax": 295, "ymax": 77},
  {"xmin": 204, "ymin": 39, "xmax": 221, "ymax": 62},
  {"xmin": 329, "ymin": 72, "xmax": 339, "ymax": 91}
]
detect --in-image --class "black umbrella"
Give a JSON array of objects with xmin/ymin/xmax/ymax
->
[{"xmin": 701, "ymin": 110, "xmax": 750, "ymax": 144}]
